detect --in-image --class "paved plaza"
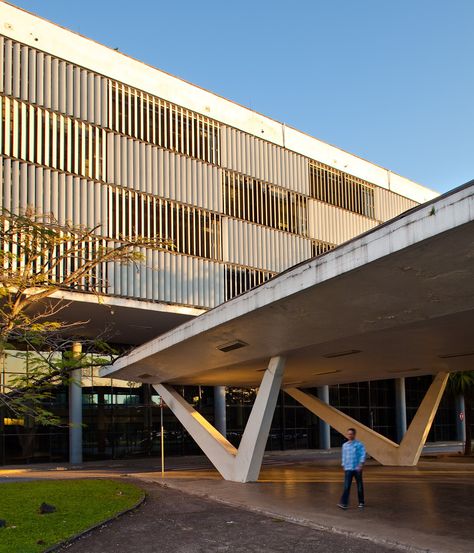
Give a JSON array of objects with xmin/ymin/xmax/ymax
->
[
  {"xmin": 0, "ymin": 447, "xmax": 472, "ymax": 553},
  {"xmin": 60, "ymin": 482, "xmax": 400, "ymax": 553}
]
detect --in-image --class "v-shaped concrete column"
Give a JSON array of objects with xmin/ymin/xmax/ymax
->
[
  {"xmin": 285, "ymin": 372, "xmax": 448, "ymax": 466},
  {"xmin": 154, "ymin": 356, "xmax": 285, "ymax": 482}
]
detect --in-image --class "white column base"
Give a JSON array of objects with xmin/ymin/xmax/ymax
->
[
  {"xmin": 285, "ymin": 372, "xmax": 448, "ymax": 466},
  {"xmin": 154, "ymin": 356, "xmax": 285, "ymax": 482}
]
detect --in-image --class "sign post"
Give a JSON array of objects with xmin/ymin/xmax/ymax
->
[{"xmin": 160, "ymin": 397, "xmax": 165, "ymax": 477}]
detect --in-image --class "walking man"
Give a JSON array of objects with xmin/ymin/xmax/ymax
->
[{"xmin": 337, "ymin": 427, "xmax": 366, "ymax": 509}]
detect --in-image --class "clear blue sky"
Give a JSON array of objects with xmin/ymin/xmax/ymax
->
[{"xmin": 12, "ymin": 0, "xmax": 474, "ymax": 193}]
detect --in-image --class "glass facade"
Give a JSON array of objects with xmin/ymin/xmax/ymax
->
[
  {"xmin": 0, "ymin": 373, "xmax": 462, "ymax": 465},
  {"xmin": 329, "ymin": 380, "xmax": 397, "ymax": 445},
  {"xmin": 406, "ymin": 376, "xmax": 457, "ymax": 442}
]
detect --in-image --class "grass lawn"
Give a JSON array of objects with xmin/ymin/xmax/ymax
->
[{"xmin": 0, "ymin": 479, "xmax": 144, "ymax": 553}]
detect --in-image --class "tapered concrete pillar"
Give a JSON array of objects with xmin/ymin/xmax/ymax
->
[
  {"xmin": 154, "ymin": 356, "xmax": 286, "ymax": 482},
  {"xmin": 317, "ymin": 386, "xmax": 331, "ymax": 450},
  {"xmin": 286, "ymin": 372, "xmax": 448, "ymax": 467},
  {"xmin": 68, "ymin": 342, "xmax": 83, "ymax": 465},
  {"xmin": 214, "ymin": 386, "xmax": 227, "ymax": 437},
  {"xmin": 395, "ymin": 378, "xmax": 407, "ymax": 443},
  {"xmin": 455, "ymin": 395, "xmax": 466, "ymax": 442},
  {"xmin": 236, "ymin": 356, "xmax": 285, "ymax": 482}
]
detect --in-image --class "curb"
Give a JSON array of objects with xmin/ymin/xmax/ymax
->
[
  {"xmin": 44, "ymin": 485, "xmax": 147, "ymax": 552},
  {"xmin": 153, "ymin": 480, "xmax": 440, "ymax": 553}
]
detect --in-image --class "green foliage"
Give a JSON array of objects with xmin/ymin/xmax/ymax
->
[
  {"xmin": 449, "ymin": 371, "xmax": 474, "ymax": 456},
  {"xmin": 3, "ymin": 348, "xmax": 113, "ymax": 426},
  {"xmin": 0, "ymin": 479, "xmax": 144, "ymax": 553},
  {"xmin": 448, "ymin": 371, "xmax": 474, "ymax": 395},
  {"xmin": 0, "ymin": 207, "xmax": 151, "ymax": 341},
  {"xmin": 0, "ymin": 207, "xmax": 168, "ymax": 425}
]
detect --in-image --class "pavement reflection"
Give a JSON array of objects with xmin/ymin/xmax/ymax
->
[{"xmin": 0, "ymin": 449, "xmax": 473, "ymax": 552}]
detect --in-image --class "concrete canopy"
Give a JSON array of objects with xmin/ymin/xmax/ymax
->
[
  {"xmin": 22, "ymin": 291, "xmax": 202, "ymax": 346},
  {"xmin": 102, "ymin": 182, "xmax": 474, "ymax": 388}
]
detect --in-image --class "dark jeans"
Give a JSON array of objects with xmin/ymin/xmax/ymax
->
[{"xmin": 340, "ymin": 469, "xmax": 364, "ymax": 506}]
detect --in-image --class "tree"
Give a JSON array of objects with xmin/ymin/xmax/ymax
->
[
  {"xmin": 0, "ymin": 207, "xmax": 168, "ymax": 425},
  {"xmin": 448, "ymin": 371, "xmax": 474, "ymax": 456}
]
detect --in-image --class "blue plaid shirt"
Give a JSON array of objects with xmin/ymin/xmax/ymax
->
[{"xmin": 341, "ymin": 439, "xmax": 366, "ymax": 470}]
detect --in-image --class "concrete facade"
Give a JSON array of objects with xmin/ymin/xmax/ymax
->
[
  {"xmin": 1, "ymin": 3, "xmax": 467, "ymax": 474},
  {"xmin": 104, "ymin": 183, "xmax": 474, "ymax": 479},
  {"xmin": 103, "ymin": 182, "xmax": 474, "ymax": 387},
  {"xmin": 0, "ymin": 1, "xmax": 437, "ymax": 321}
]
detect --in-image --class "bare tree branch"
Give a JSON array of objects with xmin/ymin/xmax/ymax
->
[{"xmin": 0, "ymin": 207, "xmax": 161, "ymax": 425}]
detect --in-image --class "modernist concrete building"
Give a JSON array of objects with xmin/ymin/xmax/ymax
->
[
  {"xmin": 0, "ymin": 2, "xmax": 468, "ymax": 467},
  {"xmin": 105, "ymin": 182, "xmax": 474, "ymax": 481}
]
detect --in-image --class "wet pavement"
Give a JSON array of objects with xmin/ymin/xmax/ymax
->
[
  {"xmin": 152, "ymin": 459, "xmax": 474, "ymax": 553},
  {"xmin": 1, "ymin": 447, "xmax": 473, "ymax": 553}
]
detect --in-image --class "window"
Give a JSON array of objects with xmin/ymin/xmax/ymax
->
[
  {"xmin": 224, "ymin": 265, "xmax": 275, "ymax": 300},
  {"xmin": 0, "ymin": 96, "xmax": 104, "ymax": 180},
  {"xmin": 109, "ymin": 82, "xmax": 220, "ymax": 165},
  {"xmin": 311, "ymin": 240, "xmax": 335, "ymax": 257},
  {"xmin": 109, "ymin": 187, "xmax": 221, "ymax": 260},
  {"xmin": 309, "ymin": 161, "xmax": 375, "ymax": 219},
  {"xmin": 222, "ymin": 171, "xmax": 307, "ymax": 235}
]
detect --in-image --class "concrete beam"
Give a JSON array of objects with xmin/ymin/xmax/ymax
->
[
  {"xmin": 285, "ymin": 387, "xmax": 398, "ymax": 466},
  {"xmin": 155, "ymin": 383, "xmax": 237, "ymax": 479},
  {"xmin": 103, "ymin": 183, "xmax": 473, "ymax": 386},
  {"xmin": 285, "ymin": 372, "xmax": 448, "ymax": 466},
  {"xmin": 154, "ymin": 356, "xmax": 285, "ymax": 482},
  {"xmin": 235, "ymin": 356, "xmax": 286, "ymax": 482},
  {"xmin": 398, "ymin": 372, "xmax": 449, "ymax": 465}
]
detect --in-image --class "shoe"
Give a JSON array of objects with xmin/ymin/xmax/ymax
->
[
  {"xmin": 358, "ymin": 503, "xmax": 365, "ymax": 508},
  {"xmin": 337, "ymin": 504, "xmax": 348, "ymax": 510}
]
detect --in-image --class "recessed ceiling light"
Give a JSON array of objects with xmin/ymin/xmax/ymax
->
[
  {"xmin": 322, "ymin": 349, "xmax": 361, "ymax": 359},
  {"xmin": 438, "ymin": 351, "xmax": 474, "ymax": 359},
  {"xmin": 217, "ymin": 340, "xmax": 248, "ymax": 353}
]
